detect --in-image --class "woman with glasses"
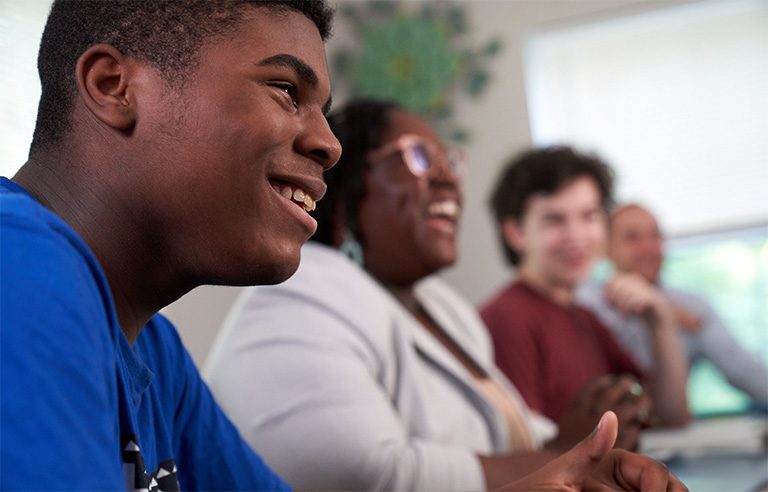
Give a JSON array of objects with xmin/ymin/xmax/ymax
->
[{"xmin": 204, "ymin": 100, "xmax": 685, "ymax": 492}]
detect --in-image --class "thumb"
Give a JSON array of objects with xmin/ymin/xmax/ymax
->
[
  {"xmin": 583, "ymin": 411, "xmax": 618, "ymax": 461},
  {"xmin": 558, "ymin": 411, "xmax": 619, "ymax": 483},
  {"xmin": 496, "ymin": 412, "xmax": 619, "ymax": 491}
]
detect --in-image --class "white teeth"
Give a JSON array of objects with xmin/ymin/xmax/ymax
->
[
  {"xmin": 276, "ymin": 183, "xmax": 316, "ymax": 212},
  {"xmin": 303, "ymin": 194, "xmax": 315, "ymax": 211},
  {"xmin": 428, "ymin": 200, "xmax": 460, "ymax": 219},
  {"xmin": 280, "ymin": 186, "xmax": 293, "ymax": 200}
]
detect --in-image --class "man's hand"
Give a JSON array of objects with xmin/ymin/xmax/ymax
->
[
  {"xmin": 603, "ymin": 273, "xmax": 691, "ymax": 425},
  {"xmin": 671, "ymin": 303, "xmax": 702, "ymax": 333},
  {"xmin": 499, "ymin": 411, "xmax": 688, "ymax": 491},
  {"xmin": 551, "ymin": 374, "xmax": 651, "ymax": 451},
  {"xmin": 604, "ymin": 273, "xmax": 672, "ymax": 324}
]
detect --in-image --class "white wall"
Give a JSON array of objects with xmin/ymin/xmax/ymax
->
[{"xmin": 0, "ymin": 0, "xmax": 50, "ymax": 175}]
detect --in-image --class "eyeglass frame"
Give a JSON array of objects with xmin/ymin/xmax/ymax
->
[{"xmin": 366, "ymin": 133, "xmax": 465, "ymax": 180}]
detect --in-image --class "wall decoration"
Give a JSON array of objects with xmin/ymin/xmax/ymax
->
[{"xmin": 332, "ymin": 0, "xmax": 502, "ymax": 142}]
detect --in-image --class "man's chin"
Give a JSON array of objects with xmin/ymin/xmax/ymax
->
[
  {"xmin": 257, "ymin": 254, "xmax": 302, "ymax": 285},
  {"xmin": 216, "ymin": 250, "xmax": 302, "ymax": 287},
  {"xmin": 563, "ymin": 269, "xmax": 591, "ymax": 289}
]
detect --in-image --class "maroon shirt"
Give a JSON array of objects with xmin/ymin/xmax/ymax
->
[{"xmin": 480, "ymin": 281, "xmax": 642, "ymax": 422}]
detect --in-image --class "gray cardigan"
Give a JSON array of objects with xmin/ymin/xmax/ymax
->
[{"xmin": 204, "ymin": 243, "xmax": 544, "ymax": 491}]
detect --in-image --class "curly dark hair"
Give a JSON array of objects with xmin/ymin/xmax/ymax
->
[
  {"xmin": 31, "ymin": 0, "xmax": 334, "ymax": 153},
  {"xmin": 311, "ymin": 99, "xmax": 401, "ymax": 248},
  {"xmin": 489, "ymin": 145, "xmax": 615, "ymax": 266}
]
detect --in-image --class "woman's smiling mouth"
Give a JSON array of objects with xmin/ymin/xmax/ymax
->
[{"xmin": 425, "ymin": 199, "xmax": 461, "ymax": 234}]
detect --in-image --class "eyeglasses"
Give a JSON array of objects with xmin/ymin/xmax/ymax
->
[{"xmin": 367, "ymin": 134, "xmax": 464, "ymax": 179}]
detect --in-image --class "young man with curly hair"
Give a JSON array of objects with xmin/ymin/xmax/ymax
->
[{"xmin": 482, "ymin": 147, "xmax": 690, "ymax": 442}]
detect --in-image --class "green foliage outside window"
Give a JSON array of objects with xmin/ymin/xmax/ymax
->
[{"xmin": 663, "ymin": 229, "xmax": 768, "ymax": 416}]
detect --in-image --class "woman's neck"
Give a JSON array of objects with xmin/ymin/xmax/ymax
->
[{"xmin": 383, "ymin": 282, "xmax": 420, "ymax": 316}]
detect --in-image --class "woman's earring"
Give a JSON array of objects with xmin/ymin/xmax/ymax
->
[{"xmin": 339, "ymin": 230, "xmax": 364, "ymax": 267}]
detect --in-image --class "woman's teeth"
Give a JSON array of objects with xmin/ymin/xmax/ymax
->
[
  {"xmin": 428, "ymin": 200, "xmax": 459, "ymax": 219},
  {"xmin": 276, "ymin": 183, "xmax": 316, "ymax": 212}
]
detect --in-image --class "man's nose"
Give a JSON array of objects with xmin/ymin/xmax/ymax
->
[{"xmin": 298, "ymin": 111, "xmax": 342, "ymax": 171}]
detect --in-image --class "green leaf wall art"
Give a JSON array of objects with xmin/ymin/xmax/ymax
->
[{"xmin": 332, "ymin": 1, "xmax": 502, "ymax": 142}]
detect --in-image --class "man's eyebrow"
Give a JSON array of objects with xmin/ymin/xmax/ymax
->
[
  {"xmin": 542, "ymin": 210, "xmax": 565, "ymax": 219},
  {"xmin": 256, "ymin": 54, "xmax": 332, "ymax": 114},
  {"xmin": 256, "ymin": 54, "xmax": 318, "ymax": 86}
]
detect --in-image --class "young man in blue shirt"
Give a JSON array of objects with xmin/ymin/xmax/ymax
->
[
  {"xmin": 1, "ymin": 1, "xmax": 339, "ymax": 489},
  {"xmin": 0, "ymin": 1, "xmax": 685, "ymax": 490}
]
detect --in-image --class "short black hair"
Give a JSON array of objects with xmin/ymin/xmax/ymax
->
[
  {"xmin": 31, "ymin": 0, "xmax": 334, "ymax": 153},
  {"xmin": 311, "ymin": 99, "xmax": 401, "ymax": 248},
  {"xmin": 489, "ymin": 145, "xmax": 615, "ymax": 266}
]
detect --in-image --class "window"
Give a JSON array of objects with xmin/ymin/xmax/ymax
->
[
  {"xmin": 523, "ymin": 0, "xmax": 768, "ymax": 234},
  {"xmin": 665, "ymin": 225, "xmax": 767, "ymax": 415}
]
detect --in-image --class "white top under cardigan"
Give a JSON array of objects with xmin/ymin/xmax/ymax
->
[{"xmin": 204, "ymin": 242, "xmax": 548, "ymax": 491}]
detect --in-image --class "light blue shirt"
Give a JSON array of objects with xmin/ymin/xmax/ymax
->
[{"xmin": 577, "ymin": 279, "xmax": 768, "ymax": 405}]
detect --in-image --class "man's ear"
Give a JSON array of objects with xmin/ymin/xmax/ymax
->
[
  {"xmin": 501, "ymin": 218, "xmax": 526, "ymax": 256},
  {"xmin": 75, "ymin": 44, "xmax": 136, "ymax": 131}
]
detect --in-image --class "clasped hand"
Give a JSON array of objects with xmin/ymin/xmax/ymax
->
[{"xmin": 552, "ymin": 374, "xmax": 652, "ymax": 451}]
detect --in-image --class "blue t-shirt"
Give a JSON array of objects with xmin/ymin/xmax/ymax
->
[{"xmin": 0, "ymin": 177, "xmax": 290, "ymax": 491}]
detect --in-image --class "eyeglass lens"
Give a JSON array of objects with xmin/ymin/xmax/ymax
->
[
  {"xmin": 405, "ymin": 143, "xmax": 431, "ymax": 176},
  {"xmin": 404, "ymin": 142, "xmax": 463, "ymax": 178}
]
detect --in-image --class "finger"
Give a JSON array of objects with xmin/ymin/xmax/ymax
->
[
  {"xmin": 625, "ymin": 294, "xmax": 644, "ymax": 312},
  {"xmin": 578, "ymin": 375, "xmax": 618, "ymax": 409},
  {"xmin": 638, "ymin": 461, "xmax": 672, "ymax": 491},
  {"xmin": 667, "ymin": 473, "xmax": 690, "ymax": 492},
  {"xmin": 592, "ymin": 377, "xmax": 643, "ymax": 421},
  {"xmin": 614, "ymin": 424, "xmax": 640, "ymax": 451},
  {"xmin": 601, "ymin": 376, "xmax": 641, "ymax": 406},
  {"xmin": 612, "ymin": 394, "xmax": 652, "ymax": 438},
  {"xmin": 578, "ymin": 376, "xmax": 609, "ymax": 398},
  {"xmin": 587, "ymin": 411, "xmax": 618, "ymax": 460},
  {"xmin": 620, "ymin": 288, "xmax": 651, "ymax": 314},
  {"xmin": 605, "ymin": 280, "xmax": 626, "ymax": 303},
  {"xmin": 612, "ymin": 449, "xmax": 674, "ymax": 492},
  {"xmin": 634, "ymin": 394, "xmax": 654, "ymax": 426},
  {"xmin": 500, "ymin": 413, "xmax": 620, "ymax": 491},
  {"xmin": 591, "ymin": 374, "xmax": 619, "ymax": 391},
  {"xmin": 611, "ymin": 287, "xmax": 638, "ymax": 314},
  {"xmin": 611, "ymin": 402, "xmax": 644, "ymax": 428},
  {"xmin": 603, "ymin": 277, "xmax": 623, "ymax": 304},
  {"xmin": 581, "ymin": 476, "xmax": 615, "ymax": 492},
  {"xmin": 560, "ymin": 411, "xmax": 618, "ymax": 479},
  {"xmin": 673, "ymin": 304, "xmax": 701, "ymax": 332}
]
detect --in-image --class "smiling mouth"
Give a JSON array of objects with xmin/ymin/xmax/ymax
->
[
  {"xmin": 427, "ymin": 199, "xmax": 460, "ymax": 222},
  {"xmin": 270, "ymin": 179, "xmax": 317, "ymax": 212},
  {"xmin": 562, "ymin": 254, "xmax": 591, "ymax": 267}
]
